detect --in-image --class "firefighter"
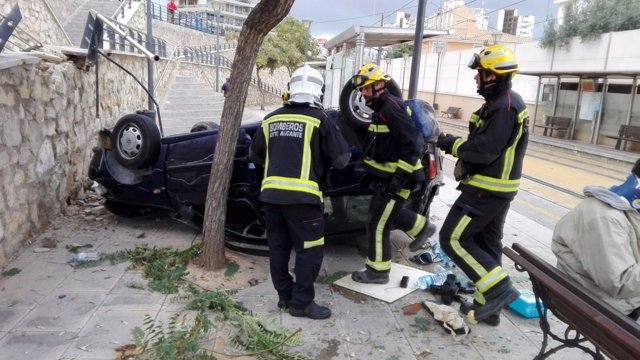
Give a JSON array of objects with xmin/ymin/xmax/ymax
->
[
  {"xmin": 249, "ymin": 65, "xmax": 350, "ymax": 320},
  {"xmin": 436, "ymin": 45, "xmax": 529, "ymax": 325},
  {"xmin": 349, "ymin": 63, "xmax": 437, "ymax": 285}
]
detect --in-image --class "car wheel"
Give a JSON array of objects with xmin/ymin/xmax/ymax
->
[
  {"xmin": 111, "ymin": 114, "xmax": 161, "ymax": 169},
  {"xmin": 339, "ymin": 78, "xmax": 402, "ymax": 131},
  {"xmin": 190, "ymin": 121, "xmax": 219, "ymax": 132}
]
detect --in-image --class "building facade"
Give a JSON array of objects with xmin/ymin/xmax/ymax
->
[
  {"xmin": 175, "ymin": 0, "xmax": 256, "ymax": 33},
  {"xmin": 427, "ymin": 0, "xmax": 489, "ymax": 34},
  {"xmin": 497, "ymin": 9, "xmax": 535, "ymax": 40}
]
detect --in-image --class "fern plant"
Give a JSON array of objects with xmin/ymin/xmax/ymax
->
[
  {"xmin": 126, "ymin": 244, "xmax": 201, "ymax": 294},
  {"xmin": 123, "ymin": 246, "xmax": 308, "ymax": 359},
  {"xmin": 131, "ymin": 311, "xmax": 216, "ymax": 360},
  {"xmin": 183, "ymin": 289, "xmax": 308, "ymax": 359}
]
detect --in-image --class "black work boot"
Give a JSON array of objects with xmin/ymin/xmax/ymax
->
[
  {"xmin": 408, "ymin": 222, "xmax": 437, "ymax": 252},
  {"xmin": 277, "ymin": 295, "xmax": 291, "ymax": 310},
  {"xmin": 351, "ymin": 269, "xmax": 389, "ymax": 284},
  {"xmin": 289, "ymin": 301, "xmax": 331, "ymax": 320},
  {"xmin": 472, "ymin": 282, "xmax": 520, "ymax": 323},
  {"xmin": 460, "ymin": 300, "xmax": 500, "ymax": 326}
]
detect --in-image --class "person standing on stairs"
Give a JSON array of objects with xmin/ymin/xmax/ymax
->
[
  {"xmin": 167, "ymin": 0, "xmax": 177, "ymax": 24},
  {"xmin": 222, "ymin": 78, "xmax": 231, "ymax": 97}
]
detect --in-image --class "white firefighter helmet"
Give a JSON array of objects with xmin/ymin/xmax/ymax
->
[{"xmin": 288, "ymin": 64, "xmax": 324, "ymax": 107}]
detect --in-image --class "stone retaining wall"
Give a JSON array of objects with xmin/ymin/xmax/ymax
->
[
  {"xmin": 1, "ymin": 0, "xmax": 72, "ymax": 48},
  {"xmin": 0, "ymin": 51, "xmax": 176, "ymax": 267}
]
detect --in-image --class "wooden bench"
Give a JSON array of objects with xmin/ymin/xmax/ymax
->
[
  {"xmin": 534, "ymin": 116, "xmax": 572, "ymax": 138},
  {"xmin": 440, "ymin": 106, "xmax": 462, "ymax": 119},
  {"xmin": 605, "ymin": 124, "xmax": 640, "ymax": 151},
  {"xmin": 503, "ymin": 243, "xmax": 640, "ymax": 359}
]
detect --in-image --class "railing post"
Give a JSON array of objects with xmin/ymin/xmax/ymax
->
[{"xmin": 106, "ymin": 28, "xmax": 115, "ymax": 50}]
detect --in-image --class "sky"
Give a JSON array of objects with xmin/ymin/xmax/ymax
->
[{"xmin": 289, "ymin": 0, "xmax": 562, "ymax": 41}]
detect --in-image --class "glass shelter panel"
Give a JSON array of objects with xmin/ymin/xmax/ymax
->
[
  {"xmin": 632, "ymin": 85, "xmax": 640, "ymax": 127},
  {"xmin": 534, "ymin": 78, "xmax": 557, "ymax": 132},
  {"xmin": 597, "ymin": 82, "xmax": 633, "ymax": 145}
]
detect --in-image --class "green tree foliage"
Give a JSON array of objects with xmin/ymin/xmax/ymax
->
[
  {"xmin": 385, "ymin": 43, "xmax": 414, "ymax": 59},
  {"xmin": 273, "ymin": 17, "xmax": 319, "ymax": 75},
  {"xmin": 542, "ymin": 0, "xmax": 640, "ymax": 48},
  {"xmin": 248, "ymin": 17, "xmax": 318, "ymax": 109}
]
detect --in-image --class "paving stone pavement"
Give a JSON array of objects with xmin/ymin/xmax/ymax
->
[
  {"xmin": 0, "ymin": 167, "xmax": 599, "ymax": 360},
  {"xmin": 0, "ymin": 101, "xmax": 618, "ymax": 359}
]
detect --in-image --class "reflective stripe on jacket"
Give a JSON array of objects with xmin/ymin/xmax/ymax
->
[
  {"xmin": 455, "ymin": 89, "xmax": 529, "ymax": 199},
  {"xmin": 363, "ymin": 91, "xmax": 425, "ymax": 184},
  {"xmin": 249, "ymin": 105, "xmax": 351, "ymax": 205}
]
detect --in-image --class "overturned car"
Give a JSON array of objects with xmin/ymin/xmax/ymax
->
[{"xmin": 89, "ymin": 84, "xmax": 443, "ymax": 255}]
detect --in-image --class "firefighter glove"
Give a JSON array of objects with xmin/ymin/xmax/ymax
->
[
  {"xmin": 454, "ymin": 160, "xmax": 469, "ymax": 181},
  {"xmin": 386, "ymin": 173, "xmax": 406, "ymax": 195},
  {"xmin": 437, "ymin": 133, "xmax": 459, "ymax": 155}
]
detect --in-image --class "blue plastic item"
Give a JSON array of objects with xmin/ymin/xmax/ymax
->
[
  {"xmin": 508, "ymin": 289, "xmax": 544, "ymax": 318},
  {"xmin": 405, "ymin": 99, "xmax": 441, "ymax": 141}
]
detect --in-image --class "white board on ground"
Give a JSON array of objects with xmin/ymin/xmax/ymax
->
[{"xmin": 333, "ymin": 263, "xmax": 432, "ymax": 303}]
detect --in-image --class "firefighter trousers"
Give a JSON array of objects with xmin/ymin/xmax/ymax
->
[
  {"xmin": 365, "ymin": 185, "xmax": 429, "ymax": 274},
  {"xmin": 438, "ymin": 188, "xmax": 512, "ymax": 303},
  {"xmin": 263, "ymin": 203, "xmax": 324, "ymax": 310}
]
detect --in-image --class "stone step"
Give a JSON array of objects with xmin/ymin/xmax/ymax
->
[
  {"xmin": 164, "ymin": 96, "xmax": 224, "ymax": 103},
  {"xmin": 169, "ymin": 84, "xmax": 214, "ymax": 91},
  {"xmin": 63, "ymin": 0, "xmax": 124, "ymax": 46},
  {"xmin": 163, "ymin": 110, "xmax": 222, "ymax": 118}
]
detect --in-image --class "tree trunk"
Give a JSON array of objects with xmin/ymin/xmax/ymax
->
[{"xmin": 198, "ymin": 0, "xmax": 295, "ymax": 270}]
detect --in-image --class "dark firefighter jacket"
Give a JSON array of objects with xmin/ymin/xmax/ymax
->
[
  {"xmin": 363, "ymin": 91, "xmax": 425, "ymax": 186},
  {"xmin": 450, "ymin": 89, "xmax": 529, "ymax": 199},
  {"xmin": 249, "ymin": 105, "xmax": 351, "ymax": 205}
]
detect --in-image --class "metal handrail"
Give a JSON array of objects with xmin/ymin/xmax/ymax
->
[
  {"xmin": 41, "ymin": 0, "xmax": 73, "ymax": 46},
  {"xmin": 0, "ymin": 5, "xmax": 43, "ymax": 53},
  {"xmin": 154, "ymin": 40, "xmax": 179, "ymax": 94},
  {"xmin": 148, "ymin": 2, "xmax": 226, "ymax": 36},
  {"xmin": 174, "ymin": 45, "xmax": 282, "ymax": 96},
  {"xmin": 112, "ymin": 0, "xmax": 135, "ymax": 20},
  {"xmin": 91, "ymin": 10, "xmax": 159, "ymax": 60}
]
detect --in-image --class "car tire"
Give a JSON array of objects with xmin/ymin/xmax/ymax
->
[
  {"xmin": 190, "ymin": 121, "xmax": 219, "ymax": 132},
  {"xmin": 338, "ymin": 78, "xmax": 402, "ymax": 131},
  {"xmin": 111, "ymin": 114, "xmax": 161, "ymax": 169}
]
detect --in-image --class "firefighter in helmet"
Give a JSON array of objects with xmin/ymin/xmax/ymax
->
[
  {"xmin": 349, "ymin": 63, "xmax": 437, "ymax": 284},
  {"xmin": 249, "ymin": 65, "xmax": 350, "ymax": 320},
  {"xmin": 436, "ymin": 45, "xmax": 529, "ymax": 325}
]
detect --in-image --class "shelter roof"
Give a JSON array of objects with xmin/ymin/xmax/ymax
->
[
  {"xmin": 324, "ymin": 26, "xmax": 449, "ymax": 50},
  {"xmin": 520, "ymin": 70, "xmax": 640, "ymax": 78}
]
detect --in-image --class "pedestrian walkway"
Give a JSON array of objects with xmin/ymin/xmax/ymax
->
[{"xmin": 0, "ymin": 169, "xmax": 595, "ymax": 360}]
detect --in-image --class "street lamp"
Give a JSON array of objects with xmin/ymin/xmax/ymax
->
[
  {"xmin": 301, "ymin": 18, "xmax": 312, "ymax": 63},
  {"xmin": 213, "ymin": 2, "xmax": 222, "ymax": 92},
  {"xmin": 433, "ymin": 41, "xmax": 446, "ymax": 109},
  {"xmin": 401, "ymin": 52, "xmax": 409, "ymax": 92}
]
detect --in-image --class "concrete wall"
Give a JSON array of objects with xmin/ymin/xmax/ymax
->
[{"xmin": 378, "ymin": 29, "xmax": 640, "ymax": 130}]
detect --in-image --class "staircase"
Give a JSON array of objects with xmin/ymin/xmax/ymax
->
[
  {"xmin": 62, "ymin": 0, "xmax": 123, "ymax": 46},
  {"xmin": 161, "ymin": 75, "xmax": 262, "ymax": 135}
]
